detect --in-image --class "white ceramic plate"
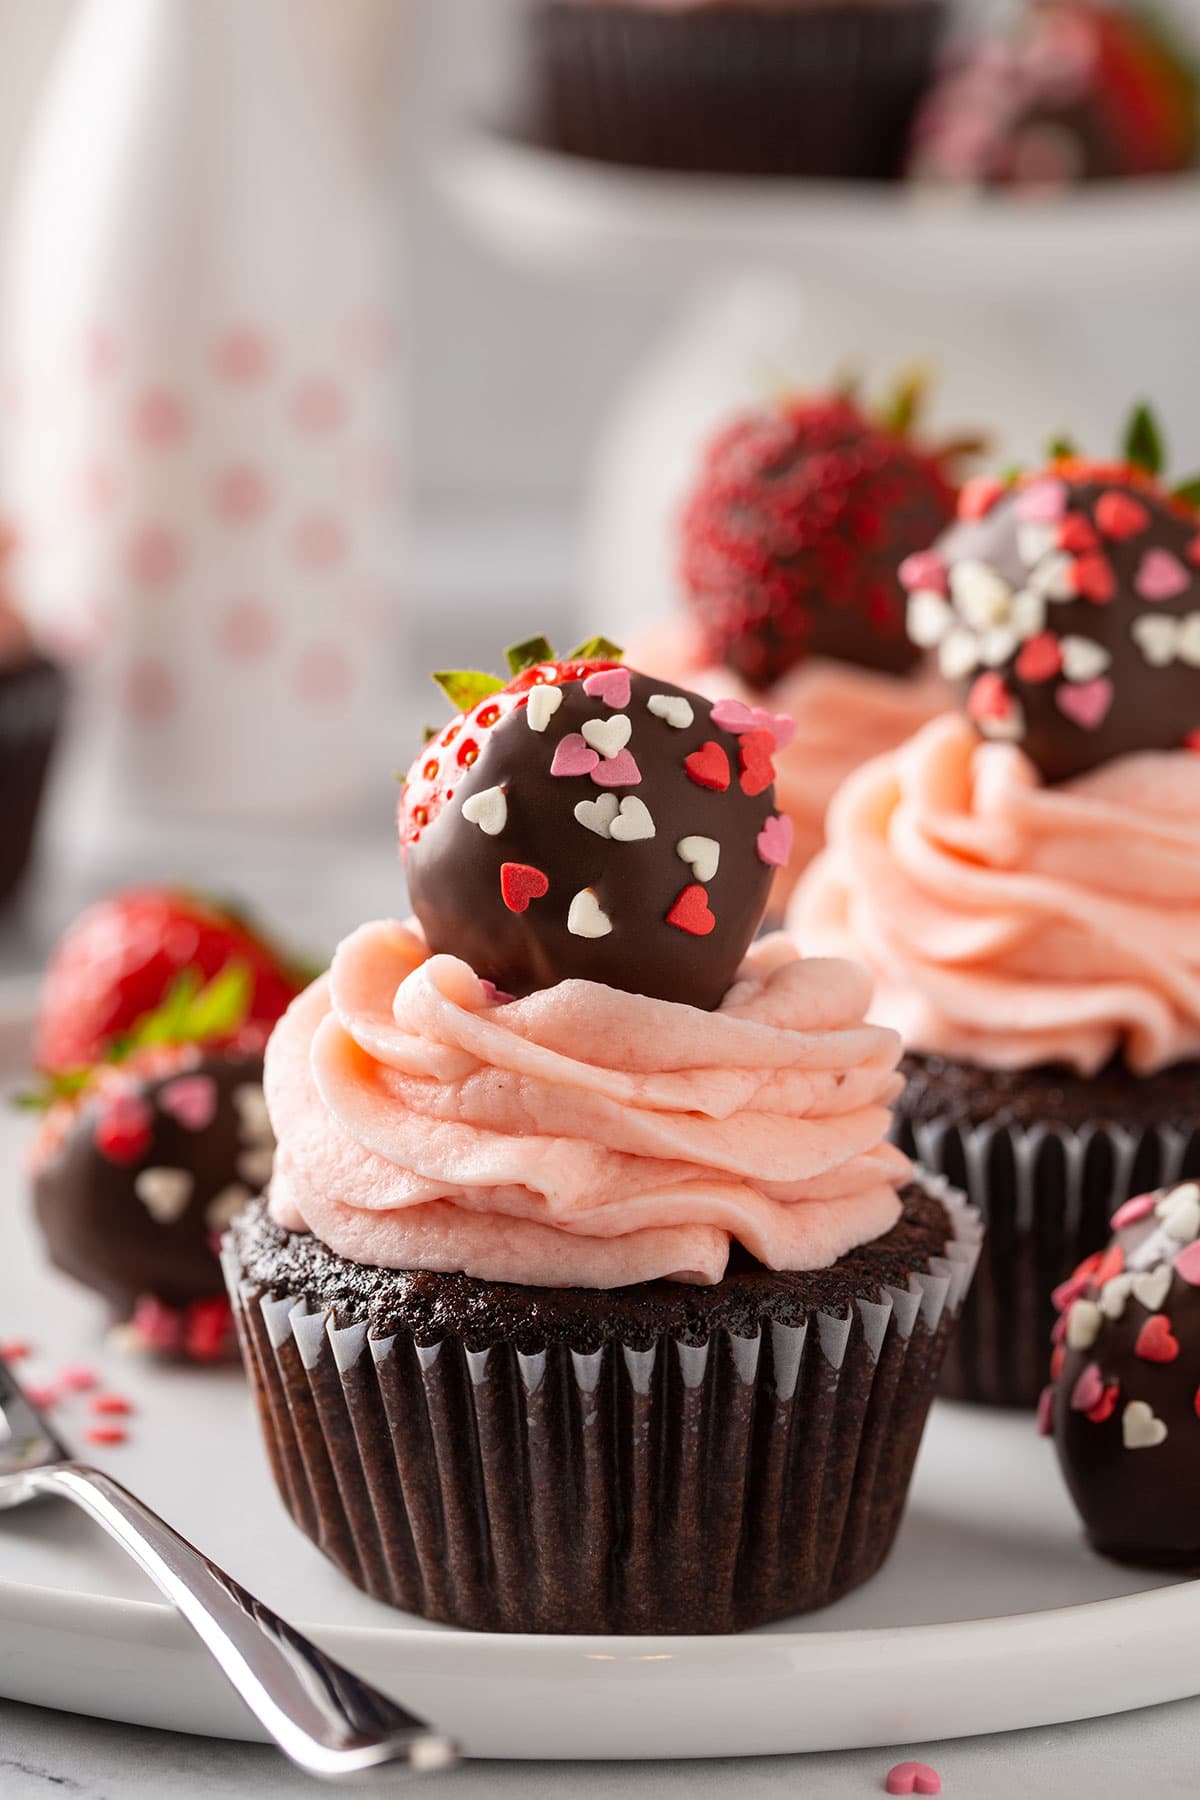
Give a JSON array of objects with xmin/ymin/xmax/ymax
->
[
  {"xmin": 0, "ymin": 987, "xmax": 1197, "ymax": 1760},
  {"xmin": 439, "ymin": 127, "xmax": 1200, "ymax": 300}
]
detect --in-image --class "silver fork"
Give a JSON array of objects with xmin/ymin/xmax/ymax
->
[{"xmin": 0, "ymin": 1355, "xmax": 458, "ymax": 1779}]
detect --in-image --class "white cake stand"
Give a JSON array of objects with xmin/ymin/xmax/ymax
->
[{"xmin": 439, "ymin": 128, "xmax": 1200, "ymax": 634}]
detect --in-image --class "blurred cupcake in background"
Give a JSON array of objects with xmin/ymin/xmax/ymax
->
[
  {"xmin": 0, "ymin": 534, "xmax": 66, "ymax": 908},
  {"xmin": 633, "ymin": 377, "xmax": 971, "ymax": 909},
  {"xmin": 793, "ymin": 408, "xmax": 1200, "ymax": 1408},
  {"xmin": 909, "ymin": 0, "xmax": 1199, "ymax": 190},
  {"xmin": 26, "ymin": 888, "xmax": 312, "ymax": 1361},
  {"xmin": 527, "ymin": 0, "xmax": 949, "ymax": 178}
]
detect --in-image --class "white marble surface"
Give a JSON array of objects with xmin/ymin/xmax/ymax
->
[{"xmin": 0, "ymin": 1693, "xmax": 1195, "ymax": 1797}]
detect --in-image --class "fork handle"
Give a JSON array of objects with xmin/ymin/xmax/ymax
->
[{"xmin": 28, "ymin": 1463, "xmax": 456, "ymax": 1779}]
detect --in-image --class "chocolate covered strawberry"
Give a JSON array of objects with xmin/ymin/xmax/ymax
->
[{"xmin": 679, "ymin": 383, "xmax": 964, "ymax": 689}]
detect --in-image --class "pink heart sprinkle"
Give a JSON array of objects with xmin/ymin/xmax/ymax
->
[
  {"xmin": 582, "ymin": 667, "xmax": 631, "ymax": 709},
  {"xmin": 898, "ymin": 549, "xmax": 948, "ymax": 595},
  {"xmin": 1173, "ymin": 1238, "xmax": 1200, "ymax": 1286},
  {"xmin": 709, "ymin": 698, "xmax": 795, "ymax": 750},
  {"xmin": 1037, "ymin": 1385, "xmax": 1055, "ymax": 1436},
  {"xmin": 1051, "ymin": 1269, "xmax": 1091, "ymax": 1313},
  {"xmin": 1112, "ymin": 1192, "xmax": 1156, "ymax": 1230},
  {"xmin": 1055, "ymin": 677, "xmax": 1113, "ymax": 732},
  {"xmin": 1070, "ymin": 1362, "xmax": 1104, "ymax": 1413},
  {"xmin": 757, "ymin": 814, "xmax": 793, "ymax": 868},
  {"xmin": 158, "ymin": 1074, "xmax": 218, "ymax": 1132},
  {"xmin": 886, "ymin": 1762, "xmax": 941, "ymax": 1796},
  {"xmin": 591, "ymin": 749, "xmax": 642, "ymax": 788},
  {"xmin": 709, "ymin": 698, "xmax": 757, "ymax": 734},
  {"xmin": 1014, "ymin": 478, "xmax": 1067, "ymax": 524},
  {"xmin": 550, "ymin": 733, "xmax": 600, "ymax": 778},
  {"xmin": 1051, "ymin": 1310, "xmax": 1068, "ymax": 1345},
  {"xmin": 1136, "ymin": 547, "xmax": 1190, "ymax": 602}
]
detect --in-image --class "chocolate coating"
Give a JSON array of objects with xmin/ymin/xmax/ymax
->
[
  {"xmin": 922, "ymin": 475, "xmax": 1200, "ymax": 782},
  {"xmin": 33, "ymin": 1051, "xmax": 272, "ymax": 1318},
  {"xmin": 1052, "ymin": 1189, "xmax": 1200, "ymax": 1568},
  {"xmin": 0, "ymin": 654, "xmax": 66, "ymax": 906},
  {"xmin": 405, "ymin": 670, "xmax": 778, "ymax": 1010}
]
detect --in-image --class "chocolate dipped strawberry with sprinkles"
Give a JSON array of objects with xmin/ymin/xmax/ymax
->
[
  {"xmin": 1047, "ymin": 1180, "xmax": 1200, "ymax": 1569},
  {"xmin": 905, "ymin": 405, "xmax": 1200, "ymax": 782},
  {"xmin": 401, "ymin": 636, "xmax": 793, "ymax": 1010},
  {"xmin": 24, "ymin": 891, "xmax": 312, "ymax": 1360}
]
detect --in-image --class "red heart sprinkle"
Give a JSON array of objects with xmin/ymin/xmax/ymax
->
[
  {"xmin": 1086, "ymin": 1383, "xmax": 1120, "ymax": 1425},
  {"xmin": 1015, "ymin": 631, "xmax": 1062, "ymax": 684},
  {"xmin": 1058, "ymin": 513, "xmax": 1098, "ymax": 554},
  {"xmin": 684, "ymin": 741, "xmax": 730, "ymax": 792},
  {"xmin": 1187, "ymin": 534, "xmax": 1200, "ymax": 568},
  {"xmin": 738, "ymin": 728, "xmax": 775, "ymax": 796},
  {"xmin": 1094, "ymin": 1244, "xmax": 1125, "ymax": 1287},
  {"xmin": 1135, "ymin": 1314, "xmax": 1179, "ymax": 1364},
  {"xmin": 958, "ymin": 476, "xmax": 1005, "ymax": 521},
  {"xmin": 1052, "ymin": 1250, "xmax": 1103, "ymax": 1312},
  {"xmin": 1037, "ymin": 1386, "xmax": 1055, "ymax": 1436},
  {"xmin": 666, "ymin": 884, "xmax": 716, "ymax": 937},
  {"xmin": 1194, "ymin": 1386, "xmax": 1200, "ymax": 1420},
  {"xmin": 94, "ymin": 1096, "xmax": 154, "ymax": 1166},
  {"xmin": 1185, "ymin": 729, "xmax": 1200, "ymax": 754},
  {"xmin": 1050, "ymin": 1344, "xmax": 1066, "ymax": 1381},
  {"xmin": 1094, "ymin": 491, "xmax": 1151, "ymax": 541},
  {"xmin": 500, "ymin": 863, "xmax": 549, "ymax": 914},
  {"xmin": 1072, "ymin": 552, "xmax": 1116, "ymax": 604},
  {"xmin": 966, "ymin": 671, "xmax": 1012, "ymax": 724}
]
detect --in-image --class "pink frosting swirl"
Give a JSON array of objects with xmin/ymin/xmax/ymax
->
[
  {"xmin": 792, "ymin": 713, "xmax": 1200, "ymax": 1077},
  {"xmin": 631, "ymin": 624, "xmax": 949, "ymax": 907},
  {"xmin": 265, "ymin": 919, "xmax": 910, "ymax": 1288}
]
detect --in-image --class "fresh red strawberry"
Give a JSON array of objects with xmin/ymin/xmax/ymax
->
[
  {"xmin": 36, "ymin": 889, "xmax": 308, "ymax": 1075},
  {"xmin": 679, "ymin": 389, "xmax": 961, "ymax": 689},
  {"xmin": 399, "ymin": 636, "xmax": 621, "ymax": 850}
]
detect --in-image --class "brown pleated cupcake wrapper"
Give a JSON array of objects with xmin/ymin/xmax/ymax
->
[
  {"xmin": 0, "ymin": 657, "xmax": 65, "ymax": 907},
  {"xmin": 904, "ymin": 1114, "xmax": 1200, "ymax": 1411},
  {"xmin": 223, "ymin": 1179, "xmax": 979, "ymax": 1634},
  {"xmin": 526, "ymin": 3, "xmax": 946, "ymax": 180}
]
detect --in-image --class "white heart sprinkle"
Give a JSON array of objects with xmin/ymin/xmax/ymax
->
[
  {"xmin": 1011, "ymin": 589, "xmax": 1047, "ymax": 639},
  {"xmin": 608, "ymin": 796, "xmax": 655, "ymax": 842},
  {"xmin": 1122, "ymin": 1400, "xmax": 1168, "ymax": 1450},
  {"xmin": 237, "ymin": 1145, "xmax": 275, "ymax": 1189},
  {"xmin": 1029, "ymin": 553, "xmax": 1075, "ymax": 602},
  {"xmin": 581, "ymin": 715, "xmax": 632, "ymax": 760},
  {"xmin": 1017, "ymin": 524, "xmax": 1058, "ymax": 568},
  {"xmin": 134, "ymin": 1166, "xmax": 193, "ymax": 1225},
  {"xmin": 461, "ymin": 784, "xmax": 507, "ymax": 836},
  {"xmin": 1179, "ymin": 614, "xmax": 1200, "ymax": 668},
  {"xmin": 1132, "ymin": 614, "xmax": 1179, "ymax": 668},
  {"xmin": 233, "ymin": 1083, "xmax": 272, "ymax": 1144},
  {"xmin": 1065, "ymin": 1299, "xmax": 1102, "ymax": 1350},
  {"xmin": 676, "ymin": 835, "xmax": 720, "ymax": 883},
  {"xmin": 574, "ymin": 793, "xmax": 619, "ymax": 838},
  {"xmin": 978, "ymin": 625, "xmax": 1019, "ymax": 668},
  {"xmin": 938, "ymin": 628, "xmax": 981, "ymax": 681},
  {"xmin": 647, "ymin": 693, "xmax": 694, "ymax": 730},
  {"xmin": 525, "ymin": 685, "xmax": 563, "ymax": 732},
  {"xmin": 1059, "ymin": 636, "xmax": 1111, "ymax": 683},
  {"xmin": 906, "ymin": 590, "xmax": 953, "ymax": 649},
  {"xmin": 567, "ymin": 888, "xmax": 613, "ymax": 939},
  {"xmin": 950, "ymin": 560, "xmax": 1013, "ymax": 629},
  {"xmin": 1157, "ymin": 1183, "xmax": 1200, "ymax": 1243},
  {"xmin": 206, "ymin": 1183, "xmax": 252, "ymax": 1233},
  {"xmin": 1099, "ymin": 1273, "xmax": 1134, "ymax": 1320},
  {"xmin": 1131, "ymin": 1264, "xmax": 1172, "ymax": 1314}
]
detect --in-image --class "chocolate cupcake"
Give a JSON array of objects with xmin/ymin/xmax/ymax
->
[
  {"xmin": 0, "ymin": 584, "xmax": 65, "ymax": 907},
  {"xmin": 631, "ymin": 381, "xmax": 963, "ymax": 911},
  {"xmin": 1047, "ymin": 1180, "xmax": 1200, "ymax": 1569},
  {"xmin": 792, "ymin": 410, "xmax": 1200, "ymax": 1407},
  {"xmin": 223, "ymin": 639, "xmax": 979, "ymax": 1633},
  {"xmin": 527, "ymin": 1, "xmax": 948, "ymax": 179},
  {"xmin": 27, "ymin": 887, "xmax": 309, "ymax": 1358}
]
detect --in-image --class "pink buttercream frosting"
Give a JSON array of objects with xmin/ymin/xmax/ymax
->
[
  {"xmin": 792, "ymin": 712, "xmax": 1200, "ymax": 1078},
  {"xmin": 631, "ymin": 624, "xmax": 949, "ymax": 907},
  {"xmin": 265, "ymin": 918, "xmax": 910, "ymax": 1288}
]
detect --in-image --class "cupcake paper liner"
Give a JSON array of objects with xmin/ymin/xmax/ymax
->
[
  {"xmin": 901, "ymin": 1112, "xmax": 1200, "ymax": 1410},
  {"xmin": 224, "ymin": 1179, "xmax": 979, "ymax": 1635},
  {"xmin": 0, "ymin": 656, "xmax": 66, "ymax": 906},
  {"xmin": 526, "ymin": 2, "xmax": 947, "ymax": 179}
]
